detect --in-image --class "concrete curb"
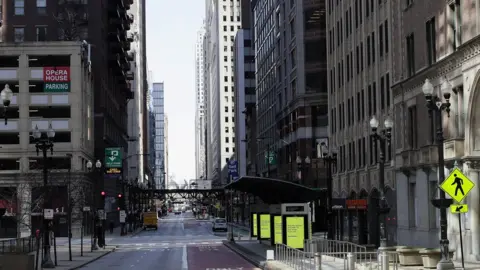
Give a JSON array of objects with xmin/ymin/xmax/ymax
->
[
  {"xmin": 128, "ymin": 228, "xmax": 144, "ymax": 237},
  {"xmin": 69, "ymin": 248, "xmax": 116, "ymax": 270},
  {"xmin": 222, "ymin": 240, "xmax": 266, "ymax": 269}
]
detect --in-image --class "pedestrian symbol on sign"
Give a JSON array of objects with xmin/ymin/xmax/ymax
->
[{"xmin": 452, "ymin": 174, "xmax": 464, "ymax": 196}]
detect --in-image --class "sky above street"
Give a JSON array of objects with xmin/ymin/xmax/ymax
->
[{"xmin": 146, "ymin": 1, "xmax": 205, "ymax": 184}]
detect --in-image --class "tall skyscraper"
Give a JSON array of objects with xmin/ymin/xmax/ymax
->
[
  {"xmin": 164, "ymin": 114, "xmax": 170, "ymax": 188},
  {"xmin": 195, "ymin": 27, "xmax": 207, "ymax": 179},
  {"xmin": 204, "ymin": 0, "xmax": 242, "ymax": 185},
  {"xmin": 127, "ymin": 0, "xmax": 150, "ymax": 185},
  {"xmin": 152, "ymin": 83, "xmax": 166, "ymax": 189},
  {"xmin": 327, "ymin": 0, "xmax": 395, "ymax": 247}
]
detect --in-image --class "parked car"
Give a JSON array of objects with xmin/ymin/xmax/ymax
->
[{"xmin": 212, "ymin": 218, "xmax": 227, "ymax": 232}]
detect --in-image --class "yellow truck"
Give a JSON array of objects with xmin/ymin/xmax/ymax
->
[{"xmin": 143, "ymin": 211, "xmax": 158, "ymax": 230}]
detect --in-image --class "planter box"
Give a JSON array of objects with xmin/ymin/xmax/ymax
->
[
  {"xmin": 396, "ymin": 247, "xmax": 423, "ymax": 266},
  {"xmin": 379, "ymin": 246, "xmax": 406, "ymax": 262},
  {"xmin": 419, "ymin": 248, "xmax": 455, "ymax": 269},
  {"xmin": 0, "ymin": 254, "xmax": 35, "ymax": 270}
]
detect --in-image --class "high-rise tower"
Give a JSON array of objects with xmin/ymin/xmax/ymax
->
[{"xmin": 195, "ymin": 27, "xmax": 207, "ymax": 180}]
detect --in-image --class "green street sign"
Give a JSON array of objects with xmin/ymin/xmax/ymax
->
[
  {"xmin": 44, "ymin": 82, "xmax": 70, "ymax": 92},
  {"xmin": 264, "ymin": 151, "xmax": 276, "ymax": 165},
  {"xmin": 105, "ymin": 147, "xmax": 123, "ymax": 168}
]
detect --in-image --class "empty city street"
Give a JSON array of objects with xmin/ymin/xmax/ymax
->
[{"xmin": 79, "ymin": 212, "xmax": 257, "ymax": 270}]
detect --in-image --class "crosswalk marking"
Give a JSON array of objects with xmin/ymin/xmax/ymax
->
[{"xmin": 116, "ymin": 241, "xmax": 223, "ymax": 248}]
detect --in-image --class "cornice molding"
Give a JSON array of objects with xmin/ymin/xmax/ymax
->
[{"xmin": 392, "ymin": 35, "xmax": 480, "ymax": 98}]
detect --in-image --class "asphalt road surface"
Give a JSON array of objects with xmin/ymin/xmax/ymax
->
[{"xmin": 80, "ymin": 211, "xmax": 258, "ymax": 270}]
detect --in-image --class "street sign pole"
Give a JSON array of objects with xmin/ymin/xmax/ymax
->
[
  {"xmin": 458, "ymin": 213, "xmax": 464, "ymax": 269},
  {"xmin": 450, "ymin": 204, "xmax": 467, "ymax": 269}
]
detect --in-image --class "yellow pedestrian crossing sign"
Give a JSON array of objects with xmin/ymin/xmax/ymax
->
[
  {"xmin": 450, "ymin": 204, "xmax": 468, "ymax": 214},
  {"xmin": 440, "ymin": 168, "xmax": 475, "ymax": 203}
]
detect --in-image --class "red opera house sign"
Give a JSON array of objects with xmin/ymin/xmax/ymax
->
[{"xmin": 43, "ymin": 67, "xmax": 70, "ymax": 82}]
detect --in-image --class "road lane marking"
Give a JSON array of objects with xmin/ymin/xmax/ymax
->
[{"xmin": 182, "ymin": 245, "xmax": 188, "ymax": 270}]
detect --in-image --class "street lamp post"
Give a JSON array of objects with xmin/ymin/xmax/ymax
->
[
  {"xmin": 296, "ymin": 156, "xmax": 311, "ymax": 184},
  {"xmin": 422, "ymin": 78, "xmax": 455, "ymax": 270},
  {"xmin": 86, "ymin": 159, "xmax": 102, "ymax": 251},
  {"xmin": 33, "ymin": 124, "xmax": 55, "ymax": 268},
  {"xmin": 0, "ymin": 84, "xmax": 12, "ymax": 125},
  {"xmin": 320, "ymin": 142, "xmax": 337, "ymax": 240},
  {"xmin": 369, "ymin": 115, "xmax": 394, "ymax": 248}
]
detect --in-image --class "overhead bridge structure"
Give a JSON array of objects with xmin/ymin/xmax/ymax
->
[{"xmin": 152, "ymin": 188, "xmax": 225, "ymax": 200}]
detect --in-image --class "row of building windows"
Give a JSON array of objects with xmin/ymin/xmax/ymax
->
[
  {"xmin": 330, "ymin": 73, "xmax": 390, "ymax": 133},
  {"xmin": 329, "ymin": 20, "xmax": 389, "ymax": 90},
  {"xmin": 336, "ymin": 136, "xmax": 392, "ymax": 172},
  {"xmin": 13, "ymin": 0, "xmax": 47, "ymax": 16}
]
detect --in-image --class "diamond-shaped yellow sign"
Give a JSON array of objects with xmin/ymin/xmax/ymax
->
[{"xmin": 440, "ymin": 168, "xmax": 475, "ymax": 203}]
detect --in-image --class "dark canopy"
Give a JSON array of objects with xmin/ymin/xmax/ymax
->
[{"xmin": 223, "ymin": 176, "xmax": 322, "ymax": 204}]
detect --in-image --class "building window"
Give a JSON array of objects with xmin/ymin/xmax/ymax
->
[
  {"xmin": 226, "ymin": 148, "xmax": 229, "ymax": 153},
  {"xmin": 379, "ymin": 24, "xmax": 384, "ymax": 57},
  {"xmin": 384, "ymin": 20, "xmax": 389, "ymax": 53},
  {"xmin": 367, "ymin": 85, "xmax": 372, "ymax": 116},
  {"xmin": 406, "ymin": 33, "xmax": 415, "ymax": 76},
  {"xmin": 367, "ymin": 36, "xmax": 371, "ymax": 66},
  {"xmin": 366, "ymin": 0, "xmax": 369, "ymax": 17},
  {"xmin": 14, "ymin": 0, "xmax": 24, "ymax": 15},
  {"xmin": 14, "ymin": 27, "xmax": 25, "ymax": 42},
  {"xmin": 36, "ymin": 26, "xmax": 47, "ymax": 41},
  {"xmin": 224, "ymin": 106, "xmax": 228, "ymax": 112},
  {"xmin": 449, "ymin": 2, "xmax": 462, "ymax": 51},
  {"xmin": 371, "ymin": 32, "xmax": 375, "ymax": 63},
  {"xmin": 380, "ymin": 76, "xmax": 385, "ymax": 110},
  {"xmin": 355, "ymin": 0, "xmax": 359, "ymax": 28},
  {"xmin": 36, "ymin": 0, "xmax": 47, "ymax": 15},
  {"xmin": 386, "ymin": 72, "xmax": 390, "ymax": 107},
  {"xmin": 361, "ymin": 89, "xmax": 365, "ymax": 118},
  {"xmin": 426, "ymin": 17, "xmax": 436, "ymax": 65},
  {"xmin": 408, "ymin": 105, "xmax": 418, "ymax": 149}
]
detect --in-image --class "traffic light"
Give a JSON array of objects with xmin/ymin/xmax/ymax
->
[
  {"xmin": 117, "ymin": 207, "xmax": 120, "ymax": 211},
  {"xmin": 117, "ymin": 194, "xmax": 122, "ymax": 198},
  {"xmin": 101, "ymin": 191, "xmax": 106, "ymax": 196}
]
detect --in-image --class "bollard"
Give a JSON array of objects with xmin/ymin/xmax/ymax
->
[
  {"xmin": 314, "ymin": 252, "xmax": 322, "ymax": 270},
  {"xmin": 310, "ymin": 242, "xmax": 316, "ymax": 254},
  {"xmin": 346, "ymin": 252, "xmax": 356, "ymax": 270},
  {"xmin": 380, "ymin": 251, "xmax": 389, "ymax": 270}
]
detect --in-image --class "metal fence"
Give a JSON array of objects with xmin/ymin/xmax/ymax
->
[
  {"xmin": 305, "ymin": 238, "xmax": 367, "ymax": 254},
  {"xmin": 0, "ymin": 236, "xmax": 36, "ymax": 254},
  {"xmin": 274, "ymin": 239, "xmax": 400, "ymax": 270},
  {"xmin": 275, "ymin": 243, "xmax": 321, "ymax": 270}
]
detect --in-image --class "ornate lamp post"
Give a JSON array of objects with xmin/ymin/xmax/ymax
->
[
  {"xmin": 296, "ymin": 156, "xmax": 311, "ymax": 184},
  {"xmin": 422, "ymin": 78, "xmax": 454, "ymax": 270},
  {"xmin": 33, "ymin": 124, "xmax": 55, "ymax": 268},
  {"xmin": 86, "ymin": 159, "xmax": 102, "ymax": 250},
  {"xmin": 0, "ymin": 84, "xmax": 12, "ymax": 125},
  {"xmin": 369, "ymin": 115, "xmax": 393, "ymax": 248},
  {"xmin": 320, "ymin": 142, "xmax": 337, "ymax": 240}
]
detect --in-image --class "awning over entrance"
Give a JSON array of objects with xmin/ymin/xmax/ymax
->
[{"xmin": 223, "ymin": 176, "xmax": 322, "ymax": 204}]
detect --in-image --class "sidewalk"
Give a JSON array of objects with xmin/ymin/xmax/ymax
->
[
  {"xmin": 223, "ymin": 239, "xmax": 480, "ymax": 270},
  {"xmin": 223, "ymin": 240, "xmax": 346, "ymax": 269},
  {"xmin": 29, "ymin": 245, "xmax": 115, "ymax": 270},
  {"xmin": 55, "ymin": 225, "xmax": 143, "ymax": 247}
]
